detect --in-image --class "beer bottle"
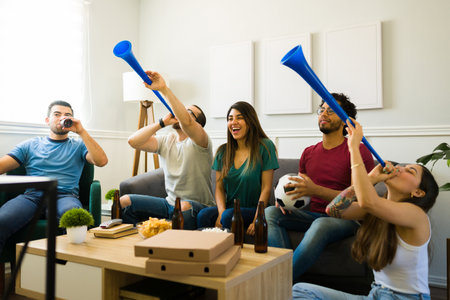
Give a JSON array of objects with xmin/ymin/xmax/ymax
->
[
  {"xmin": 254, "ymin": 201, "xmax": 268, "ymax": 253},
  {"xmin": 172, "ymin": 197, "xmax": 184, "ymax": 229},
  {"xmin": 111, "ymin": 189, "xmax": 122, "ymax": 219},
  {"xmin": 231, "ymin": 198, "xmax": 244, "ymax": 247}
]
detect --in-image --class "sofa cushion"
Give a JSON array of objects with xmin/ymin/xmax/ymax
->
[{"xmin": 120, "ymin": 168, "xmax": 167, "ymax": 198}]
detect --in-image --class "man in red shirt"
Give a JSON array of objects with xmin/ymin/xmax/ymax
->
[{"xmin": 266, "ymin": 93, "xmax": 374, "ymax": 282}]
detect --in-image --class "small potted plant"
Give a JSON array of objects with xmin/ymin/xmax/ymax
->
[
  {"xmin": 59, "ymin": 208, "xmax": 94, "ymax": 244},
  {"xmin": 105, "ymin": 189, "xmax": 116, "ymax": 206}
]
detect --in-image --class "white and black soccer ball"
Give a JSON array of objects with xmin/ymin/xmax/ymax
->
[{"xmin": 274, "ymin": 173, "xmax": 310, "ymax": 211}]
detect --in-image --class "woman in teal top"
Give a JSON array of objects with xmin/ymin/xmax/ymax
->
[{"xmin": 197, "ymin": 101, "xmax": 279, "ymax": 234}]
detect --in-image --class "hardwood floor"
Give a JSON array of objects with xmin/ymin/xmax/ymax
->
[{"xmin": 3, "ymin": 264, "xmax": 448, "ymax": 299}]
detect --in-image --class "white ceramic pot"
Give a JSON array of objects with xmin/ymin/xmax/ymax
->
[{"xmin": 66, "ymin": 225, "xmax": 88, "ymax": 244}]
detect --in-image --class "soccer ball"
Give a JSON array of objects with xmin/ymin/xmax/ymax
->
[{"xmin": 274, "ymin": 173, "xmax": 310, "ymax": 211}]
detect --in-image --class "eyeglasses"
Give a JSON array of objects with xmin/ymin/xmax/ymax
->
[
  {"xmin": 187, "ymin": 109, "xmax": 199, "ymax": 122},
  {"xmin": 316, "ymin": 107, "xmax": 335, "ymax": 115}
]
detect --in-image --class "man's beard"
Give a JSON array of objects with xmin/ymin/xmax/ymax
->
[
  {"xmin": 319, "ymin": 121, "xmax": 342, "ymax": 134},
  {"xmin": 173, "ymin": 122, "xmax": 181, "ymax": 130},
  {"xmin": 50, "ymin": 126, "xmax": 69, "ymax": 135}
]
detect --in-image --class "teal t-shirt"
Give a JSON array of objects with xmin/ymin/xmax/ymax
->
[{"xmin": 213, "ymin": 138, "xmax": 279, "ymax": 208}]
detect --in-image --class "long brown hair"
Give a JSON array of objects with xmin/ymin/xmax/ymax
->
[
  {"xmin": 351, "ymin": 166, "xmax": 439, "ymax": 271},
  {"xmin": 216, "ymin": 101, "xmax": 270, "ymax": 180}
]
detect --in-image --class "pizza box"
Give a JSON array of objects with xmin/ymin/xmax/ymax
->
[
  {"xmin": 145, "ymin": 245, "xmax": 241, "ymax": 277},
  {"xmin": 135, "ymin": 229, "xmax": 234, "ymax": 262}
]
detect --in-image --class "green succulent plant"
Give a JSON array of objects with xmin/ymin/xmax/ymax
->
[
  {"xmin": 59, "ymin": 208, "xmax": 94, "ymax": 228},
  {"xmin": 416, "ymin": 142, "xmax": 450, "ymax": 191},
  {"xmin": 105, "ymin": 189, "xmax": 117, "ymax": 200}
]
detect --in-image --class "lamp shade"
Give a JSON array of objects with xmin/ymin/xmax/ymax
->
[{"xmin": 122, "ymin": 71, "xmax": 170, "ymax": 103}]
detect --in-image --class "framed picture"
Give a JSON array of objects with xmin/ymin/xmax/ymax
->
[
  {"xmin": 210, "ymin": 41, "xmax": 254, "ymax": 118},
  {"xmin": 262, "ymin": 33, "xmax": 312, "ymax": 115},
  {"xmin": 324, "ymin": 21, "xmax": 383, "ymax": 109}
]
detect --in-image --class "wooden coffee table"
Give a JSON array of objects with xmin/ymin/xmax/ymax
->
[{"xmin": 16, "ymin": 233, "xmax": 292, "ymax": 300}]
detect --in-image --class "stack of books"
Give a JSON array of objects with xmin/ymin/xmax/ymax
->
[
  {"xmin": 90, "ymin": 223, "xmax": 137, "ymax": 239},
  {"xmin": 134, "ymin": 229, "xmax": 241, "ymax": 277}
]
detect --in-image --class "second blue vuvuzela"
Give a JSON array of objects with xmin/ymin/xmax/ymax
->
[{"xmin": 281, "ymin": 45, "xmax": 385, "ymax": 167}]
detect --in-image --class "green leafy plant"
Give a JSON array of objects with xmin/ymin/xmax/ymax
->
[
  {"xmin": 416, "ymin": 142, "xmax": 450, "ymax": 191},
  {"xmin": 59, "ymin": 208, "xmax": 94, "ymax": 228},
  {"xmin": 105, "ymin": 189, "xmax": 117, "ymax": 201}
]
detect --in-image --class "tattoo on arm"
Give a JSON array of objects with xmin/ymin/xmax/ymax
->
[{"xmin": 326, "ymin": 186, "xmax": 357, "ymax": 218}]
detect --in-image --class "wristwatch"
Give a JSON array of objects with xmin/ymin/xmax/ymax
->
[{"xmin": 159, "ymin": 118, "xmax": 165, "ymax": 128}]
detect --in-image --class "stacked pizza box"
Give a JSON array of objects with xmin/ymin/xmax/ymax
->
[{"xmin": 134, "ymin": 229, "xmax": 241, "ymax": 277}]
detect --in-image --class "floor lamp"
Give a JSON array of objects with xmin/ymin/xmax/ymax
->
[{"xmin": 122, "ymin": 72, "xmax": 160, "ymax": 176}]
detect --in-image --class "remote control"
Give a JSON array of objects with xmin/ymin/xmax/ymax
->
[{"xmin": 100, "ymin": 218, "xmax": 123, "ymax": 229}]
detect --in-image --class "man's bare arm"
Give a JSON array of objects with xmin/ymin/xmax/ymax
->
[{"xmin": 0, "ymin": 155, "xmax": 21, "ymax": 175}]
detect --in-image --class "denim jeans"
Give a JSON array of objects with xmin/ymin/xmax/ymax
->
[
  {"xmin": 0, "ymin": 191, "xmax": 82, "ymax": 252},
  {"xmin": 265, "ymin": 206, "xmax": 359, "ymax": 281},
  {"xmin": 197, "ymin": 206, "xmax": 256, "ymax": 229},
  {"xmin": 121, "ymin": 194, "xmax": 207, "ymax": 230},
  {"xmin": 293, "ymin": 282, "xmax": 431, "ymax": 300}
]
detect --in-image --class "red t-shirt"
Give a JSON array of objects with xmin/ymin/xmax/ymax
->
[{"xmin": 299, "ymin": 139, "xmax": 375, "ymax": 213}]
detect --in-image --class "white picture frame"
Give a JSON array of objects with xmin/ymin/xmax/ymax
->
[
  {"xmin": 262, "ymin": 33, "xmax": 312, "ymax": 115},
  {"xmin": 324, "ymin": 21, "xmax": 383, "ymax": 109},
  {"xmin": 210, "ymin": 41, "xmax": 254, "ymax": 118}
]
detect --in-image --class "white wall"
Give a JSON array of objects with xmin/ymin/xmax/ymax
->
[
  {"xmin": 87, "ymin": 0, "xmax": 142, "ymax": 194},
  {"xmin": 136, "ymin": 0, "xmax": 450, "ymax": 286},
  {"xmin": 139, "ymin": 0, "xmax": 450, "ymax": 131}
]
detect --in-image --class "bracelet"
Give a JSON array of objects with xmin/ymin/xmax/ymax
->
[
  {"xmin": 351, "ymin": 164, "xmax": 361, "ymax": 169},
  {"xmin": 159, "ymin": 118, "xmax": 165, "ymax": 128}
]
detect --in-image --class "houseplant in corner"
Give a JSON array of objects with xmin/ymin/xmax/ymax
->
[
  {"xmin": 416, "ymin": 142, "xmax": 450, "ymax": 191},
  {"xmin": 60, "ymin": 208, "xmax": 94, "ymax": 244}
]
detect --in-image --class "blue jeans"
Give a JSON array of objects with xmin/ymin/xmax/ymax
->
[
  {"xmin": 265, "ymin": 206, "xmax": 359, "ymax": 281},
  {"xmin": 197, "ymin": 206, "xmax": 256, "ymax": 229},
  {"xmin": 0, "ymin": 191, "xmax": 82, "ymax": 251},
  {"xmin": 121, "ymin": 194, "xmax": 207, "ymax": 230},
  {"xmin": 293, "ymin": 282, "xmax": 431, "ymax": 300}
]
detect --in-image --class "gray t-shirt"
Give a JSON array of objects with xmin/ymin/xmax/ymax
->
[{"xmin": 156, "ymin": 133, "xmax": 214, "ymax": 206}]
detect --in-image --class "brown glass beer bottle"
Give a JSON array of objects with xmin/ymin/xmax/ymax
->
[
  {"xmin": 172, "ymin": 197, "xmax": 184, "ymax": 229},
  {"xmin": 231, "ymin": 198, "xmax": 244, "ymax": 247},
  {"xmin": 254, "ymin": 201, "xmax": 268, "ymax": 253},
  {"xmin": 111, "ymin": 189, "xmax": 122, "ymax": 219}
]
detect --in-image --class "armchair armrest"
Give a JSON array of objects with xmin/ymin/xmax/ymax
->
[
  {"xmin": 89, "ymin": 180, "xmax": 102, "ymax": 227},
  {"xmin": 120, "ymin": 168, "xmax": 167, "ymax": 199}
]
